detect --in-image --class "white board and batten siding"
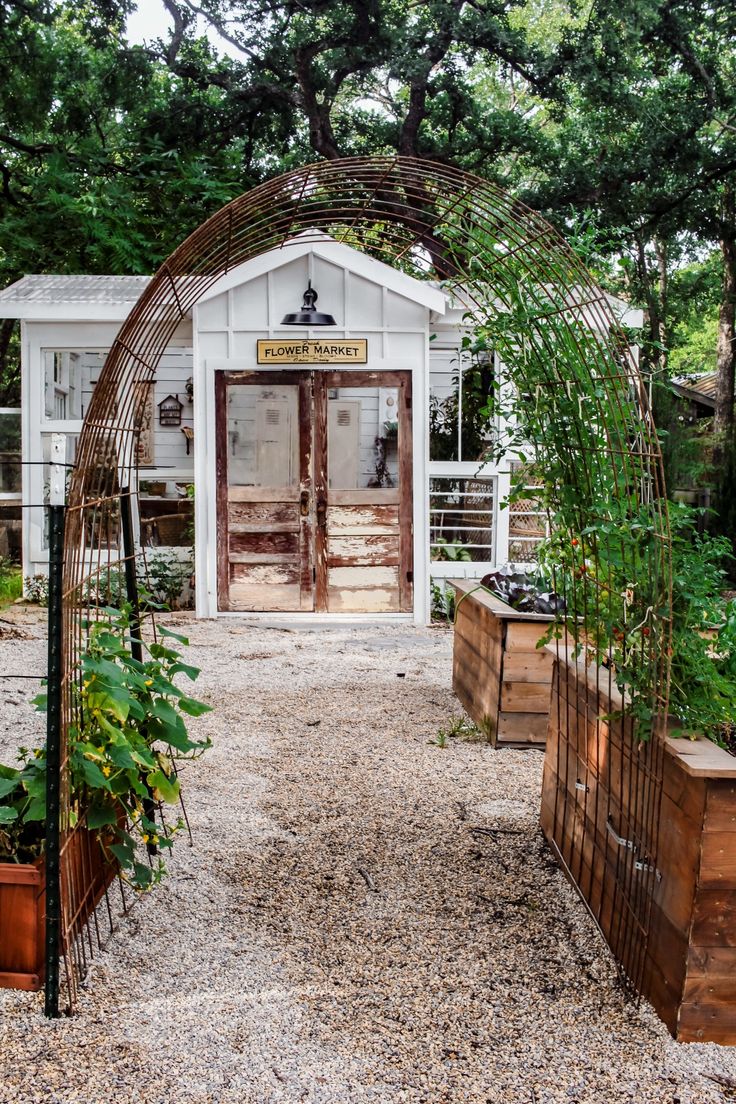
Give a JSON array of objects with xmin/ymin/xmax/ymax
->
[{"xmin": 193, "ymin": 245, "xmax": 438, "ymax": 620}]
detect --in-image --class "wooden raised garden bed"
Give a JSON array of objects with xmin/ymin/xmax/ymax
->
[
  {"xmin": 450, "ymin": 579, "xmax": 554, "ymax": 748},
  {"xmin": 542, "ymin": 651, "xmax": 736, "ymax": 1044},
  {"xmin": 0, "ymin": 826, "xmax": 118, "ymax": 993},
  {"xmin": 0, "ymin": 861, "xmax": 45, "ymax": 990}
]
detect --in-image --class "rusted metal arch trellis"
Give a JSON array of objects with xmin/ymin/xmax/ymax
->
[{"xmin": 52, "ymin": 156, "xmax": 672, "ymax": 1013}]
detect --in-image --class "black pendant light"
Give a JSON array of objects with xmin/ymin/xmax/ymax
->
[{"xmin": 281, "ymin": 279, "xmax": 336, "ymax": 326}]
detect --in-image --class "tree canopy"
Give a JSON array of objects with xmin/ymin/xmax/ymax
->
[{"xmin": 0, "ymin": 0, "xmax": 734, "ymax": 445}]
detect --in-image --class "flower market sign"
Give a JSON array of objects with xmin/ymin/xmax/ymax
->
[{"xmin": 256, "ymin": 338, "xmax": 368, "ymax": 363}]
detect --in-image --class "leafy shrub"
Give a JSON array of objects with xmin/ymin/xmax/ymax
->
[
  {"xmin": 24, "ymin": 574, "xmax": 49, "ymax": 605},
  {"xmin": 0, "ymin": 606, "xmax": 211, "ymax": 889}
]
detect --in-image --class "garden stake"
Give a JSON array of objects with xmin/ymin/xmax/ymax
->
[{"xmin": 44, "ymin": 435, "xmax": 66, "ymax": 1018}]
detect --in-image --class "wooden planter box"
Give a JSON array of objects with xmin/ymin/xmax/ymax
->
[
  {"xmin": 0, "ymin": 826, "xmax": 118, "ymax": 993},
  {"xmin": 542, "ymin": 652, "xmax": 736, "ymax": 1044},
  {"xmin": 0, "ymin": 861, "xmax": 45, "ymax": 990},
  {"xmin": 450, "ymin": 579, "xmax": 554, "ymax": 748}
]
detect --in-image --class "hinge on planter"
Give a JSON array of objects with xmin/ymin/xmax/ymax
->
[
  {"xmin": 606, "ymin": 818, "xmax": 635, "ymax": 850},
  {"xmin": 607, "ymin": 818, "xmax": 661, "ymax": 880},
  {"xmin": 406, "ymin": 570, "xmax": 413, "ymax": 583}
]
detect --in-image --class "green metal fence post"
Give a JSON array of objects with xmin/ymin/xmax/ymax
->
[{"xmin": 44, "ymin": 434, "xmax": 66, "ymax": 1018}]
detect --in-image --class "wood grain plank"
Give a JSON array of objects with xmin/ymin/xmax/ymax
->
[
  {"xmin": 326, "ymin": 586, "xmax": 401, "ymax": 613},
  {"xmin": 314, "ymin": 372, "xmax": 329, "ymax": 613},
  {"xmin": 500, "ymin": 681, "xmax": 552, "ymax": 713},
  {"xmin": 228, "ymin": 486, "xmax": 301, "ymax": 503},
  {"xmin": 704, "ymin": 782, "xmax": 736, "ymax": 833},
  {"xmin": 229, "ymin": 530, "xmax": 299, "ymax": 556},
  {"xmin": 215, "ymin": 370, "xmax": 229, "ymax": 611},
  {"xmin": 505, "ymin": 621, "xmax": 550, "ymax": 652},
  {"xmin": 327, "ymin": 504, "xmax": 400, "ymax": 533},
  {"xmin": 398, "ymin": 374, "xmax": 413, "ymax": 613},
  {"xmin": 328, "ymin": 488, "xmax": 401, "ymax": 506},
  {"xmin": 228, "ymin": 501, "xmax": 298, "ymax": 525},
  {"xmin": 497, "ymin": 711, "xmax": 549, "ymax": 745},
  {"xmin": 326, "ymin": 534, "xmax": 400, "ymax": 568},
  {"xmin": 503, "ymin": 649, "xmax": 555, "ymax": 682}
]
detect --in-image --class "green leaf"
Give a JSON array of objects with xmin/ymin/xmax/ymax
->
[
  {"xmin": 177, "ymin": 696, "xmax": 212, "ymax": 717},
  {"xmin": 158, "ymin": 626, "xmax": 189, "ymax": 645},
  {"xmin": 80, "ymin": 758, "xmax": 112, "ymax": 791},
  {"xmin": 168, "ymin": 661, "xmax": 200, "ymax": 682},
  {"xmin": 133, "ymin": 861, "xmax": 154, "ymax": 888},
  {"xmin": 151, "ymin": 698, "xmax": 180, "ymax": 727},
  {"xmin": 24, "ymin": 795, "xmax": 46, "ymax": 821},
  {"xmin": 0, "ymin": 776, "xmax": 20, "ymax": 799},
  {"xmin": 0, "ymin": 806, "xmax": 18, "ymax": 823},
  {"xmin": 110, "ymin": 841, "xmax": 134, "ymax": 866},
  {"xmin": 147, "ymin": 768, "xmax": 180, "ymax": 804},
  {"xmin": 87, "ymin": 803, "xmax": 119, "ymax": 829}
]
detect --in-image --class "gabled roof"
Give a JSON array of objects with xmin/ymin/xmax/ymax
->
[
  {"xmin": 196, "ymin": 231, "xmax": 447, "ymax": 314},
  {"xmin": 0, "ymin": 275, "xmax": 152, "ymax": 319},
  {"xmin": 672, "ymin": 373, "xmax": 717, "ymax": 409},
  {"xmin": 0, "ymin": 233, "xmax": 447, "ymax": 321}
]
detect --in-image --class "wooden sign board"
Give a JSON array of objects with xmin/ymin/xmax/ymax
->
[{"xmin": 257, "ymin": 339, "xmax": 367, "ymax": 365}]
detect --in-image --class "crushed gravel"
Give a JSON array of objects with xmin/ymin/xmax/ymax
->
[{"xmin": 1, "ymin": 609, "xmax": 736, "ymax": 1104}]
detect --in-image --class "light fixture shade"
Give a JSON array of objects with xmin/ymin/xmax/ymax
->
[{"xmin": 281, "ymin": 280, "xmax": 336, "ymax": 326}]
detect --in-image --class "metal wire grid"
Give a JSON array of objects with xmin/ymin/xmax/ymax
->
[{"xmin": 55, "ymin": 156, "xmax": 671, "ymax": 1008}]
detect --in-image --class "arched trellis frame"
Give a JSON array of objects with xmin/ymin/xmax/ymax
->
[{"xmin": 54, "ymin": 156, "xmax": 672, "ymax": 1012}]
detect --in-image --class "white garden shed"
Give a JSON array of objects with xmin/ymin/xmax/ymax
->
[{"xmin": 0, "ymin": 233, "xmax": 642, "ymax": 622}]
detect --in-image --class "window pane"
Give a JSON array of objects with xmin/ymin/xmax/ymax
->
[
  {"xmin": 227, "ymin": 384, "xmax": 299, "ymax": 488},
  {"xmin": 507, "ymin": 462, "xmax": 547, "ymax": 562},
  {"xmin": 42, "ymin": 349, "xmax": 105, "ymax": 421},
  {"xmin": 327, "ymin": 386, "xmax": 399, "ymax": 490},
  {"xmin": 0, "ymin": 410, "xmax": 21, "ymax": 493},
  {"xmin": 460, "ymin": 355, "xmax": 495, "ymax": 463},
  {"xmin": 429, "ymin": 476, "xmax": 495, "ymax": 562},
  {"xmin": 429, "ymin": 349, "xmax": 459, "ymax": 461}
]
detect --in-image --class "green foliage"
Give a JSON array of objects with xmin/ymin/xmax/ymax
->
[
  {"xmin": 667, "ymin": 524, "xmax": 736, "ymax": 737},
  {"xmin": 0, "ymin": 557, "xmax": 21, "ymax": 608},
  {"xmin": 24, "ymin": 574, "xmax": 50, "ymax": 606},
  {"xmin": 430, "ymin": 580, "xmax": 456, "ymax": 623},
  {"xmin": 0, "ymin": 606, "xmax": 212, "ymax": 889},
  {"xmin": 144, "ymin": 551, "xmax": 194, "ymax": 611},
  {"xmin": 431, "ymin": 538, "xmax": 472, "ymax": 563}
]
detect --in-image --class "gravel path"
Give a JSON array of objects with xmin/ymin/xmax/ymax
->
[{"xmin": 2, "ymin": 611, "xmax": 736, "ymax": 1103}]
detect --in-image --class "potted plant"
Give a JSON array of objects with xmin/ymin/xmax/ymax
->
[{"xmin": 0, "ymin": 606, "xmax": 211, "ymax": 990}]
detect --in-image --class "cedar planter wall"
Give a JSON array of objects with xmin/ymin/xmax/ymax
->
[
  {"xmin": 0, "ymin": 862, "xmax": 45, "ymax": 991},
  {"xmin": 0, "ymin": 826, "xmax": 118, "ymax": 993},
  {"xmin": 451, "ymin": 580, "xmax": 554, "ymax": 748},
  {"xmin": 542, "ymin": 654, "xmax": 736, "ymax": 1044}
]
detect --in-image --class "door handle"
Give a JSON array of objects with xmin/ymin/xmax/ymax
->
[
  {"xmin": 300, "ymin": 490, "xmax": 310, "ymax": 517},
  {"xmin": 316, "ymin": 497, "xmax": 327, "ymax": 527}
]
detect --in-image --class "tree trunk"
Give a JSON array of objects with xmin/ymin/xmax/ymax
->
[
  {"xmin": 655, "ymin": 235, "xmax": 668, "ymax": 375},
  {"xmin": 715, "ymin": 183, "xmax": 736, "ymax": 440}
]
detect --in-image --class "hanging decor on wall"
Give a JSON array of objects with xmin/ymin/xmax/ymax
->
[
  {"xmin": 133, "ymin": 381, "xmax": 155, "ymax": 466},
  {"xmin": 158, "ymin": 394, "xmax": 184, "ymax": 426}
]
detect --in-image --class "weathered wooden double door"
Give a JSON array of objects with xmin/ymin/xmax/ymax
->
[{"xmin": 215, "ymin": 370, "xmax": 413, "ymax": 613}]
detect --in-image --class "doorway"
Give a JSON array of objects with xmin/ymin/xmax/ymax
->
[{"xmin": 215, "ymin": 369, "xmax": 413, "ymax": 613}]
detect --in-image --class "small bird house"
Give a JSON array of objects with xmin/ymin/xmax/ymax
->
[{"xmin": 158, "ymin": 394, "xmax": 183, "ymax": 426}]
